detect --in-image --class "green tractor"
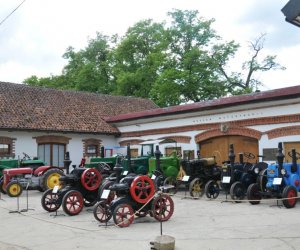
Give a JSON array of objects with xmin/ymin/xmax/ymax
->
[{"xmin": 0, "ymin": 152, "xmax": 46, "ymax": 177}]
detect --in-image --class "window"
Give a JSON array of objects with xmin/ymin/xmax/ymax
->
[
  {"xmin": 34, "ymin": 135, "xmax": 70, "ymax": 167},
  {"xmin": 82, "ymin": 138, "xmax": 102, "ymax": 157},
  {"xmin": 165, "ymin": 147, "xmax": 182, "ymax": 157},
  {"xmin": 0, "ymin": 137, "xmax": 15, "ymax": 158},
  {"xmin": 38, "ymin": 144, "xmax": 65, "ymax": 167}
]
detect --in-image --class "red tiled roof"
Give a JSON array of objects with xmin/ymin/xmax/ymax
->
[
  {"xmin": 0, "ymin": 82, "xmax": 158, "ymax": 134},
  {"xmin": 106, "ymin": 85, "xmax": 300, "ymax": 122}
]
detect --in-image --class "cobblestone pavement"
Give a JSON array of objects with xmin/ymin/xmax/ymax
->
[{"xmin": 0, "ymin": 190, "xmax": 300, "ymax": 250}]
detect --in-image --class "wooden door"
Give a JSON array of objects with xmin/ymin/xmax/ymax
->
[
  {"xmin": 284, "ymin": 142, "xmax": 300, "ymax": 163},
  {"xmin": 199, "ymin": 136, "xmax": 258, "ymax": 165}
]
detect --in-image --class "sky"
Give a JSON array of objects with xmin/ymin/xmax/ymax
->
[{"xmin": 0, "ymin": 0, "xmax": 299, "ymax": 91}]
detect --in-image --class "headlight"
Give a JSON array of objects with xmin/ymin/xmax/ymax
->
[
  {"xmin": 254, "ymin": 168, "xmax": 259, "ymax": 174},
  {"xmin": 281, "ymin": 169, "xmax": 286, "ymax": 175}
]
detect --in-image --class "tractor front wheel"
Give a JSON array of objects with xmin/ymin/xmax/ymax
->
[
  {"xmin": 6, "ymin": 181, "xmax": 23, "ymax": 197},
  {"xmin": 204, "ymin": 180, "xmax": 220, "ymax": 199},
  {"xmin": 93, "ymin": 200, "xmax": 112, "ymax": 223},
  {"xmin": 230, "ymin": 181, "xmax": 245, "ymax": 201},
  {"xmin": 247, "ymin": 183, "xmax": 261, "ymax": 205},
  {"xmin": 41, "ymin": 189, "xmax": 61, "ymax": 212},
  {"xmin": 189, "ymin": 178, "xmax": 203, "ymax": 198},
  {"xmin": 282, "ymin": 185, "xmax": 298, "ymax": 208}
]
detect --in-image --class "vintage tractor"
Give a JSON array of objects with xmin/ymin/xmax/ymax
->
[
  {"xmin": 247, "ymin": 142, "xmax": 299, "ymax": 208},
  {"xmin": 0, "ymin": 164, "xmax": 64, "ymax": 197},
  {"xmin": 180, "ymin": 156, "xmax": 222, "ymax": 198},
  {"xmin": 93, "ymin": 161, "xmax": 174, "ymax": 227},
  {"xmin": 0, "ymin": 152, "xmax": 46, "ymax": 177},
  {"xmin": 41, "ymin": 165, "xmax": 106, "ymax": 215},
  {"xmin": 204, "ymin": 144, "xmax": 266, "ymax": 201}
]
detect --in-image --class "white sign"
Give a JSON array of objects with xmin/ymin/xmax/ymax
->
[
  {"xmin": 222, "ymin": 176, "xmax": 231, "ymax": 183},
  {"xmin": 52, "ymin": 185, "xmax": 59, "ymax": 194},
  {"xmin": 101, "ymin": 189, "xmax": 110, "ymax": 199},
  {"xmin": 123, "ymin": 171, "xmax": 128, "ymax": 175},
  {"xmin": 151, "ymin": 174, "xmax": 156, "ymax": 180},
  {"xmin": 273, "ymin": 178, "xmax": 282, "ymax": 185},
  {"xmin": 182, "ymin": 175, "xmax": 190, "ymax": 182}
]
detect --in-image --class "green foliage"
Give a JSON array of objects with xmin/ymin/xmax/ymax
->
[{"xmin": 24, "ymin": 11, "xmax": 285, "ymax": 107}]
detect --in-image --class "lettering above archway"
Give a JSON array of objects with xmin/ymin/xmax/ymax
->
[{"xmin": 195, "ymin": 127, "xmax": 262, "ymax": 143}]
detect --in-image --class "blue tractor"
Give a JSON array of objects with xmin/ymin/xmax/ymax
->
[{"xmin": 247, "ymin": 142, "xmax": 299, "ymax": 208}]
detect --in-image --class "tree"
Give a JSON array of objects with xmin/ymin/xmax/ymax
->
[{"xmin": 213, "ymin": 33, "xmax": 286, "ymax": 94}]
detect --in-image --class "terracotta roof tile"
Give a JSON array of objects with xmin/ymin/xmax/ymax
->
[{"xmin": 0, "ymin": 82, "xmax": 158, "ymax": 134}]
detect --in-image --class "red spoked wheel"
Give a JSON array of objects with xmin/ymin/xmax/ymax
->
[
  {"xmin": 80, "ymin": 168, "xmax": 102, "ymax": 191},
  {"xmin": 130, "ymin": 175, "xmax": 155, "ymax": 204},
  {"xmin": 151, "ymin": 194, "xmax": 174, "ymax": 222},
  {"xmin": 41, "ymin": 189, "xmax": 61, "ymax": 212},
  {"xmin": 93, "ymin": 200, "xmax": 112, "ymax": 223},
  {"xmin": 62, "ymin": 190, "xmax": 84, "ymax": 216},
  {"xmin": 113, "ymin": 203, "xmax": 134, "ymax": 228}
]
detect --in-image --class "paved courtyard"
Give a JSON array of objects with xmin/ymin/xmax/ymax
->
[{"xmin": 0, "ymin": 190, "xmax": 300, "ymax": 250}]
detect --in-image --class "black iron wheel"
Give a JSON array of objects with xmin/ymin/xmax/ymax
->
[
  {"xmin": 41, "ymin": 189, "xmax": 61, "ymax": 212},
  {"xmin": 246, "ymin": 183, "xmax": 261, "ymax": 205},
  {"xmin": 204, "ymin": 180, "xmax": 220, "ymax": 199},
  {"xmin": 163, "ymin": 176, "xmax": 178, "ymax": 195},
  {"xmin": 230, "ymin": 181, "xmax": 245, "ymax": 201},
  {"xmin": 93, "ymin": 200, "xmax": 112, "ymax": 223}
]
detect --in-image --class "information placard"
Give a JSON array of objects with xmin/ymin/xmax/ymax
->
[
  {"xmin": 53, "ymin": 185, "xmax": 59, "ymax": 194},
  {"xmin": 151, "ymin": 174, "xmax": 156, "ymax": 180},
  {"xmin": 222, "ymin": 176, "xmax": 231, "ymax": 183},
  {"xmin": 273, "ymin": 178, "xmax": 282, "ymax": 185},
  {"xmin": 101, "ymin": 189, "xmax": 110, "ymax": 199},
  {"xmin": 182, "ymin": 175, "xmax": 190, "ymax": 182},
  {"xmin": 123, "ymin": 170, "xmax": 128, "ymax": 176}
]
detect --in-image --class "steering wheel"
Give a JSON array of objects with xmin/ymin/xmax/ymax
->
[
  {"xmin": 98, "ymin": 162, "xmax": 111, "ymax": 172},
  {"xmin": 288, "ymin": 150, "xmax": 300, "ymax": 160},
  {"xmin": 243, "ymin": 152, "xmax": 255, "ymax": 160},
  {"xmin": 22, "ymin": 152, "xmax": 31, "ymax": 160}
]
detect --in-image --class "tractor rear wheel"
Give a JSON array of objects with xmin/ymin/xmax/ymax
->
[
  {"xmin": 189, "ymin": 178, "xmax": 203, "ymax": 198},
  {"xmin": 247, "ymin": 183, "xmax": 261, "ymax": 205},
  {"xmin": 93, "ymin": 200, "xmax": 112, "ymax": 223},
  {"xmin": 163, "ymin": 176, "xmax": 178, "ymax": 195},
  {"xmin": 282, "ymin": 185, "xmax": 298, "ymax": 208},
  {"xmin": 6, "ymin": 181, "xmax": 23, "ymax": 197},
  {"xmin": 62, "ymin": 190, "xmax": 84, "ymax": 216},
  {"xmin": 41, "ymin": 168, "xmax": 64, "ymax": 191},
  {"xmin": 41, "ymin": 189, "xmax": 61, "ymax": 212},
  {"xmin": 204, "ymin": 180, "xmax": 220, "ymax": 199},
  {"xmin": 230, "ymin": 181, "xmax": 245, "ymax": 201}
]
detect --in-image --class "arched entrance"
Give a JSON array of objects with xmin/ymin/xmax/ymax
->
[{"xmin": 199, "ymin": 135, "xmax": 259, "ymax": 165}]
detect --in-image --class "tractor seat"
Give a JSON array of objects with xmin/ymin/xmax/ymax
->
[{"xmin": 109, "ymin": 183, "xmax": 129, "ymax": 191}]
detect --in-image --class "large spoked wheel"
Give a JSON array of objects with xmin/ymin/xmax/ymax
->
[
  {"xmin": 6, "ymin": 181, "xmax": 23, "ymax": 197},
  {"xmin": 0, "ymin": 177, "xmax": 6, "ymax": 194},
  {"xmin": 113, "ymin": 203, "xmax": 134, "ymax": 228},
  {"xmin": 163, "ymin": 176, "xmax": 178, "ymax": 195},
  {"xmin": 81, "ymin": 168, "xmax": 102, "ymax": 191},
  {"xmin": 62, "ymin": 190, "xmax": 84, "ymax": 216},
  {"xmin": 41, "ymin": 189, "xmax": 61, "ymax": 212},
  {"xmin": 93, "ymin": 200, "xmax": 112, "ymax": 223},
  {"xmin": 282, "ymin": 185, "xmax": 298, "ymax": 208},
  {"xmin": 41, "ymin": 168, "xmax": 64, "ymax": 191},
  {"xmin": 151, "ymin": 194, "xmax": 174, "ymax": 222},
  {"xmin": 189, "ymin": 178, "xmax": 203, "ymax": 198},
  {"xmin": 204, "ymin": 180, "xmax": 220, "ymax": 199},
  {"xmin": 230, "ymin": 181, "xmax": 245, "ymax": 201},
  {"xmin": 247, "ymin": 183, "xmax": 262, "ymax": 205},
  {"xmin": 130, "ymin": 175, "xmax": 155, "ymax": 204}
]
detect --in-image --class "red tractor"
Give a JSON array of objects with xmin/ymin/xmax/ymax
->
[{"xmin": 1, "ymin": 165, "xmax": 64, "ymax": 197}]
